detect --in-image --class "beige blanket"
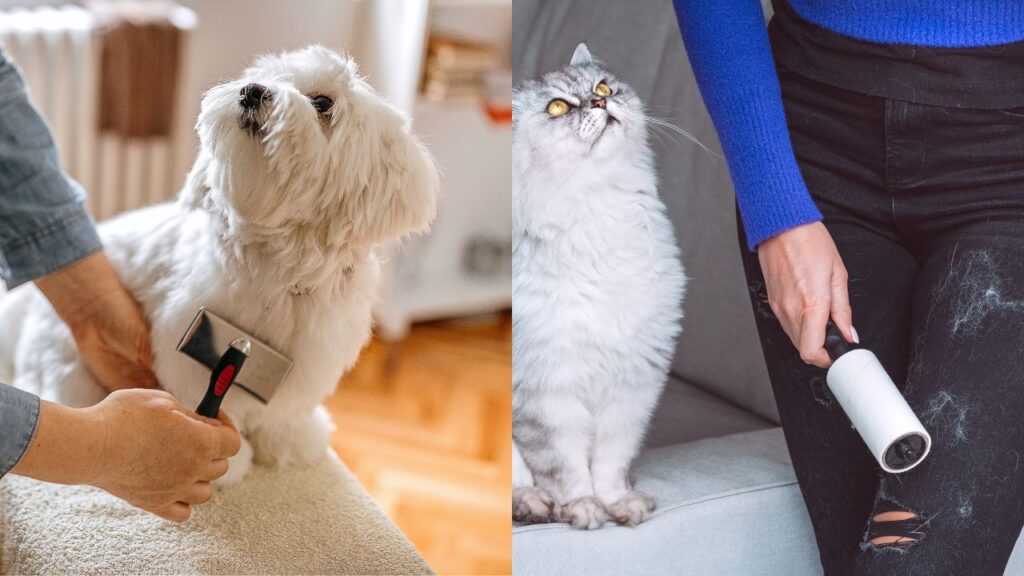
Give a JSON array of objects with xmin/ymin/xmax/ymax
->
[{"xmin": 0, "ymin": 452, "xmax": 431, "ymax": 575}]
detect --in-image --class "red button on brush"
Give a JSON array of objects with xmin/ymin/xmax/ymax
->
[
  {"xmin": 215, "ymin": 365, "xmax": 235, "ymax": 396},
  {"xmin": 196, "ymin": 338, "xmax": 251, "ymax": 419}
]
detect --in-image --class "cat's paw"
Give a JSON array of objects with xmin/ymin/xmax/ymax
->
[
  {"xmin": 559, "ymin": 496, "xmax": 608, "ymax": 530},
  {"xmin": 513, "ymin": 486, "xmax": 560, "ymax": 524},
  {"xmin": 606, "ymin": 490, "xmax": 656, "ymax": 527}
]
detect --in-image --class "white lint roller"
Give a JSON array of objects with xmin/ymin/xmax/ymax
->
[{"xmin": 824, "ymin": 322, "xmax": 931, "ymax": 473}]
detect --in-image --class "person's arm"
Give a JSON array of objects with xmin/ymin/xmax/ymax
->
[
  {"xmin": 35, "ymin": 251, "xmax": 161, "ymax": 391},
  {"xmin": 0, "ymin": 384, "xmax": 40, "ymax": 477},
  {"xmin": 0, "ymin": 49, "xmax": 242, "ymax": 520},
  {"xmin": 673, "ymin": 0, "xmax": 820, "ymax": 248},
  {"xmin": 10, "ymin": 388, "xmax": 241, "ymax": 522},
  {"xmin": 672, "ymin": 0, "xmax": 855, "ymax": 366},
  {"xmin": 0, "ymin": 49, "xmax": 157, "ymax": 390},
  {"xmin": 0, "ymin": 48, "xmax": 101, "ymax": 287}
]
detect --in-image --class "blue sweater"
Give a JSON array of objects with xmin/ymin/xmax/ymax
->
[{"xmin": 672, "ymin": 0, "xmax": 1024, "ymax": 250}]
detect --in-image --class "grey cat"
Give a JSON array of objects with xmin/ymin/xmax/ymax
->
[{"xmin": 512, "ymin": 43, "xmax": 686, "ymax": 530}]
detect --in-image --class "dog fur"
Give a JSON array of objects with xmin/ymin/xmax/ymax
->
[{"xmin": 0, "ymin": 45, "xmax": 438, "ymax": 484}]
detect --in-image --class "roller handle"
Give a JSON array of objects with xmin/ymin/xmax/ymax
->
[
  {"xmin": 196, "ymin": 344, "xmax": 248, "ymax": 418},
  {"xmin": 824, "ymin": 320, "xmax": 854, "ymax": 362}
]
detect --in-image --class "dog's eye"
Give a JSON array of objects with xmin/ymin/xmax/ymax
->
[{"xmin": 311, "ymin": 95, "xmax": 334, "ymax": 114}]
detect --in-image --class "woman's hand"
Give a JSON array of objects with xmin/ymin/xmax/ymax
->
[
  {"xmin": 757, "ymin": 222, "xmax": 858, "ymax": 368},
  {"xmin": 13, "ymin": 390, "xmax": 241, "ymax": 522},
  {"xmin": 35, "ymin": 251, "xmax": 159, "ymax": 392}
]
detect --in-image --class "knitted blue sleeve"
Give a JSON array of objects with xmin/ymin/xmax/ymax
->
[{"xmin": 672, "ymin": 0, "xmax": 822, "ymax": 250}]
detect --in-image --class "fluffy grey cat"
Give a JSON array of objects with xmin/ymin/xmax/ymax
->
[{"xmin": 512, "ymin": 43, "xmax": 685, "ymax": 530}]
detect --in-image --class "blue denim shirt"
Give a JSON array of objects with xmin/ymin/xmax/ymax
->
[{"xmin": 0, "ymin": 48, "xmax": 103, "ymax": 477}]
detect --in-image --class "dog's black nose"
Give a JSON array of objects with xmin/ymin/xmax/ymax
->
[{"xmin": 239, "ymin": 83, "xmax": 268, "ymax": 109}]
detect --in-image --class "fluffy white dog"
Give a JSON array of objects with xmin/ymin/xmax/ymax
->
[{"xmin": 0, "ymin": 46, "xmax": 438, "ymax": 484}]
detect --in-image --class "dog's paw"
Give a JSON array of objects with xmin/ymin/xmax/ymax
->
[
  {"xmin": 558, "ymin": 496, "xmax": 608, "ymax": 530},
  {"xmin": 513, "ymin": 486, "xmax": 560, "ymax": 524},
  {"xmin": 251, "ymin": 409, "xmax": 332, "ymax": 468},
  {"xmin": 213, "ymin": 435, "xmax": 254, "ymax": 488},
  {"xmin": 607, "ymin": 490, "xmax": 656, "ymax": 527}
]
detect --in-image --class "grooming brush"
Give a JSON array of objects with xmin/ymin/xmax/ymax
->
[{"xmin": 176, "ymin": 307, "xmax": 293, "ymax": 417}]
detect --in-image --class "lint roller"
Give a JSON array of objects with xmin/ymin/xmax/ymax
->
[{"xmin": 824, "ymin": 322, "xmax": 931, "ymax": 473}]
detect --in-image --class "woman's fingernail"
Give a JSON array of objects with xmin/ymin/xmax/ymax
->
[{"xmin": 850, "ymin": 326, "xmax": 860, "ymax": 344}]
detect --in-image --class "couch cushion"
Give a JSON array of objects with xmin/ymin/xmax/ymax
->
[
  {"xmin": 0, "ymin": 452, "xmax": 430, "ymax": 575},
  {"xmin": 646, "ymin": 377, "xmax": 773, "ymax": 448},
  {"xmin": 513, "ymin": 0, "xmax": 779, "ymax": 424},
  {"xmin": 516, "ymin": 427, "xmax": 1024, "ymax": 575},
  {"xmin": 513, "ymin": 428, "xmax": 820, "ymax": 575}
]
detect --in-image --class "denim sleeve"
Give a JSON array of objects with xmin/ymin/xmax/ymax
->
[
  {"xmin": 0, "ymin": 48, "xmax": 101, "ymax": 288},
  {"xmin": 0, "ymin": 384, "xmax": 40, "ymax": 478}
]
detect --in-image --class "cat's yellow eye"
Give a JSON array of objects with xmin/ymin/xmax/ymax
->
[
  {"xmin": 594, "ymin": 82, "xmax": 612, "ymax": 97},
  {"xmin": 547, "ymin": 99, "xmax": 570, "ymax": 117}
]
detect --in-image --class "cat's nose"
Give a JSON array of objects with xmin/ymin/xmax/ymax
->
[{"xmin": 590, "ymin": 98, "xmax": 606, "ymax": 109}]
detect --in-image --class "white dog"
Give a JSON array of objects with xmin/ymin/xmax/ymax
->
[{"xmin": 0, "ymin": 46, "xmax": 438, "ymax": 484}]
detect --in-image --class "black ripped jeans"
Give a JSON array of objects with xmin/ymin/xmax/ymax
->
[{"xmin": 738, "ymin": 67, "xmax": 1024, "ymax": 576}]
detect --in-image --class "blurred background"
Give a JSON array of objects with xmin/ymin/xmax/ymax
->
[{"xmin": 0, "ymin": 0, "xmax": 511, "ymax": 573}]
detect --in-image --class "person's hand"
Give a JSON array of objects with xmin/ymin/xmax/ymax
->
[
  {"xmin": 13, "ymin": 389, "xmax": 241, "ymax": 522},
  {"xmin": 35, "ymin": 251, "xmax": 159, "ymax": 392},
  {"xmin": 85, "ymin": 389, "xmax": 241, "ymax": 521},
  {"xmin": 757, "ymin": 222, "xmax": 858, "ymax": 368}
]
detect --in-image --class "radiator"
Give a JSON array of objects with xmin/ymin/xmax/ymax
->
[{"xmin": 0, "ymin": 4, "xmax": 195, "ymax": 222}]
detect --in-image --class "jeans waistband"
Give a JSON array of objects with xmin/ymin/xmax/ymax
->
[{"xmin": 768, "ymin": 0, "xmax": 1024, "ymax": 110}]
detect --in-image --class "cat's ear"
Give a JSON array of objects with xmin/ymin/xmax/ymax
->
[{"xmin": 570, "ymin": 42, "xmax": 593, "ymax": 66}]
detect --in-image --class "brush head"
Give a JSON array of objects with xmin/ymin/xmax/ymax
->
[{"xmin": 176, "ymin": 308, "xmax": 293, "ymax": 404}]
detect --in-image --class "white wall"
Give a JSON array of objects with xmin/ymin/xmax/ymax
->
[{"xmin": 355, "ymin": 0, "xmax": 428, "ymax": 116}]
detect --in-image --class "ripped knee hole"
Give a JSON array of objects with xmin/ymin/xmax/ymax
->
[{"xmin": 867, "ymin": 510, "xmax": 922, "ymax": 547}]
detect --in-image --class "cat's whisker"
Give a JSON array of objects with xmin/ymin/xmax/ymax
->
[
  {"xmin": 652, "ymin": 132, "xmax": 673, "ymax": 150},
  {"xmin": 649, "ymin": 125, "xmax": 686, "ymax": 152},
  {"xmin": 645, "ymin": 123, "xmax": 673, "ymax": 148},
  {"xmin": 620, "ymin": 108, "xmax": 721, "ymax": 162},
  {"xmin": 643, "ymin": 105, "xmax": 685, "ymax": 114},
  {"xmin": 643, "ymin": 119, "xmax": 713, "ymax": 162},
  {"xmin": 639, "ymin": 114, "xmax": 721, "ymax": 162},
  {"xmin": 642, "ymin": 106, "xmax": 701, "ymax": 123}
]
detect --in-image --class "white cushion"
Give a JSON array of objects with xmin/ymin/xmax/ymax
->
[
  {"xmin": 513, "ymin": 429, "xmax": 820, "ymax": 576},
  {"xmin": 0, "ymin": 452, "xmax": 430, "ymax": 575},
  {"xmin": 514, "ymin": 428, "xmax": 1024, "ymax": 575}
]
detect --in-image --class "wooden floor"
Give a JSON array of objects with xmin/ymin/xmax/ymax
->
[{"xmin": 325, "ymin": 312, "xmax": 512, "ymax": 575}]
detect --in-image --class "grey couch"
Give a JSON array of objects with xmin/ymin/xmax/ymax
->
[{"xmin": 511, "ymin": 1, "xmax": 1024, "ymax": 574}]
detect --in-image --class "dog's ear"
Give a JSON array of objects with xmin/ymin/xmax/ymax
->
[
  {"xmin": 179, "ymin": 150, "xmax": 213, "ymax": 210},
  {"xmin": 313, "ymin": 44, "xmax": 358, "ymax": 78},
  {"xmin": 387, "ymin": 130, "xmax": 439, "ymax": 236},
  {"xmin": 350, "ymin": 122, "xmax": 439, "ymax": 244}
]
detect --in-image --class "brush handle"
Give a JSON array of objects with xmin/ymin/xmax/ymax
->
[{"xmin": 196, "ymin": 345, "xmax": 248, "ymax": 418}]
